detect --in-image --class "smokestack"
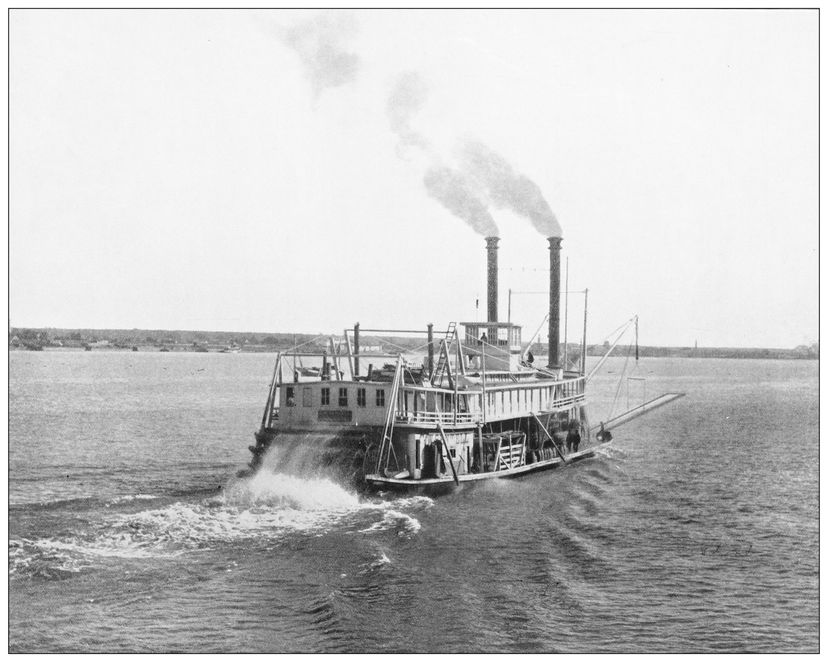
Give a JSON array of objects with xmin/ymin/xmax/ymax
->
[
  {"xmin": 485, "ymin": 236, "xmax": 499, "ymax": 323},
  {"xmin": 548, "ymin": 237, "xmax": 562, "ymax": 369}
]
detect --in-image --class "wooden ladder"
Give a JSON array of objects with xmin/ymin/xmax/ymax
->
[{"xmin": 431, "ymin": 322, "xmax": 456, "ymax": 384}]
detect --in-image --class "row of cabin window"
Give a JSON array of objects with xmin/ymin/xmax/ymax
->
[{"xmin": 286, "ymin": 386, "xmax": 386, "ymax": 408}]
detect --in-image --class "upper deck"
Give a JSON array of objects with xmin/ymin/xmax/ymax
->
[
  {"xmin": 258, "ymin": 321, "xmax": 586, "ymax": 432},
  {"xmin": 270, "ymin": 371, "xmax": 585, "ymax": 431}
]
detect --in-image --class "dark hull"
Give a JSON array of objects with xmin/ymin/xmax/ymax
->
[{"xmin": 365, "ymin": 442, "xmax": 611, "ymax": 495}]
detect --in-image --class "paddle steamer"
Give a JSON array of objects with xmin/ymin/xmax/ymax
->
[{"xmin": 245, "ymin": 235, "xmax": 681, "ymax": 492}]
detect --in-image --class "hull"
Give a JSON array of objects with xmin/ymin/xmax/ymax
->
[{"xmin": 364, "ymin": 441, "xmax": 611, "ymax": 493}]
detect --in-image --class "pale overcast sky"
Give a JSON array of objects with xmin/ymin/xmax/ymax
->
[{"xmin": 10, "ymin": 9, "xmax": 818, "ymax": 348}]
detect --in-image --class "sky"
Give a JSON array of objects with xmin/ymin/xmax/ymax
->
[{"xmin": 9, "ymin": 9, "xmax": 818, "ymax": 348}]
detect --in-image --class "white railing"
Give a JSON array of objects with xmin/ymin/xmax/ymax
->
[
  {"xmin": 395, "ymin": 410, "xmax": 481, "ymax": 425},
  {"xmin": 393, "ymin": 377, "xmax": 585, "ymax": 427}
]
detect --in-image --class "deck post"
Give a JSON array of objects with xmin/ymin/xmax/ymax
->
[
  {"xmin": 436, "ymin": 423, "xmax": 460, "ymax": 485},
  {"xmin": 481, "ymin": 340, "xmax": 487, "ymax": 424},
  {"xmin": 477, "ymin": 424, "xmax": 484, "ymax": 472},
  {"xmin": 354, "ymin": 323, "xmax": 360, "ymax": 377}
]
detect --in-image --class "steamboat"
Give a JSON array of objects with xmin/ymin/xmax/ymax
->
[{"xmin": 245, "ymin": 235, "xmax": 683, "ymax": 492}]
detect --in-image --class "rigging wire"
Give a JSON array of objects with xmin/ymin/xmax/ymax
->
[
  {"xmin": 608, "ymin": 341, "xmax": 634, "ymax": 421},
  {"xmin": 600, "ymin": 319, "xmax": 633, "ymax": 345}
]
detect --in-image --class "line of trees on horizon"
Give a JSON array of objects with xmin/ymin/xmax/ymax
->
[{"xmin": 8, "ymin": 327, "xmax": 819, "ymax": 359}]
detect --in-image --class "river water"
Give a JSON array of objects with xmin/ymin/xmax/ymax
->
[{"xmin": 8, "ymin": 351, "xmax": 818, "ymax": 652}]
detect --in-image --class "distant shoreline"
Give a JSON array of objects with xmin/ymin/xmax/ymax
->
[{"xmin": 8, "ymin": 326, "xmax": 819, "ymax": 360}]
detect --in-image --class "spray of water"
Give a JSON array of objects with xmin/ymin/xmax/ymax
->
[{"xmin": 224, "ymin": 470, "xmax": 360, "ymax": 511}]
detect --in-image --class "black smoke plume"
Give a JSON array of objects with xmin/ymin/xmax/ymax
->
[
  {"xmin": 423, "ymin": 166, "xmax": 498, "ymax": 237},
  {"xmin": 281, "ymin": 12, "xmax": 361, "ymax": 98},
  {"xmin": 387, "ymin": 71, "xmax": 430, "ymax": 150},
  {"xmin": 460, "ymin": 140, "xmax": 562, "ymax": 238}
]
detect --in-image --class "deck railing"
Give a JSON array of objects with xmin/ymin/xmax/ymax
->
[
  {"xmin": 395, "ymin": 376, "xmax": 586, "ymax": 426},
  {"xmin": 394, "ymin": 410, "xmax": 481, "ymax": 425}
]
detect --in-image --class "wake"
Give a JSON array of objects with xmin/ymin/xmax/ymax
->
[{"xmin": 9, "ymin": 467, "xmax": 433, "ymax": 580}]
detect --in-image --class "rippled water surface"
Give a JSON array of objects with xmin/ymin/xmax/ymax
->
[{"xmin": 9, "ymin": 351, "xmax": 818, "ymax": 652}]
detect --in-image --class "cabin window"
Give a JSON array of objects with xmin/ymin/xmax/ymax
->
[
  {"xmin": 302, "ymin": 387, "xmax": 312, "ymax": 407},
  {"xmin": 415, "ymin": 438, "xmax": 421, "ymax": 469},
  {"xmin": 321, "ymin": 387, "xmax": 330, "ymax": 406},
  {"xmin": 357, "ymin": 388, "xmax": 366, "ymax": 407},
  {"xmin": 450, "ymin": 448, "xmax": 457, "ymax": 458},
  {"xmin": 376, "ymin": 389, "xmax": 385, "ymax": 407},
  {"xmin": 285, "ymin": 387, "xmax": 296, "ymax": 406},
  {"xmin": 339, "ymin": 387, "xmax": 348, "ymax": 407}
]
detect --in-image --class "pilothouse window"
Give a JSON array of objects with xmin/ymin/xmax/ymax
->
[
  {"xmin": 339, "ymin": 387, "xmax": 348, "ymax": 407},
  {"xmin": 376, "ymin": 389, "xmax": 385, "ymax": 407},
  {"xmin": 357, "ymin": 388, "xmax": 366, "ymax": 407},
  {"xmin": 321, "ymin": 388, "xmax": 330, "ymax": 406}
]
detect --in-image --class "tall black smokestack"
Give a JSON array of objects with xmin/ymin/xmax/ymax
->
[
  {"xmin": 548, "ymin": 237, "xmax": 562, "ymax": 368},
  {"xmin": 485, "ymin": 236, "xmax": 499, "ymax": 323}
]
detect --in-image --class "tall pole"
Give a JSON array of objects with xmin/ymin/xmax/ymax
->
[
  {"xmin": 353, "ymin": 322, "xmax": 360, "ymax": 378},
  {"xmin": 581, "ymin": 288, "xmax": 589, "ymax": 376},
  {"xmin": 635, "ymin": 315, "xmax": 639, "ymax": 362},
  {"xmin": 507, "ymin": 288, "xmax": 512, "ymax": 327},
  {"xmin": 481, "ymin": 339, "xmax": 487, "ymax": 425},
  {"xmin": 427, "ymin": 323, "xmax": 434, "ymax": 377},
  {"xmin": 563, "ymin": 256, "xmax": 569, "ymax": 370}
]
